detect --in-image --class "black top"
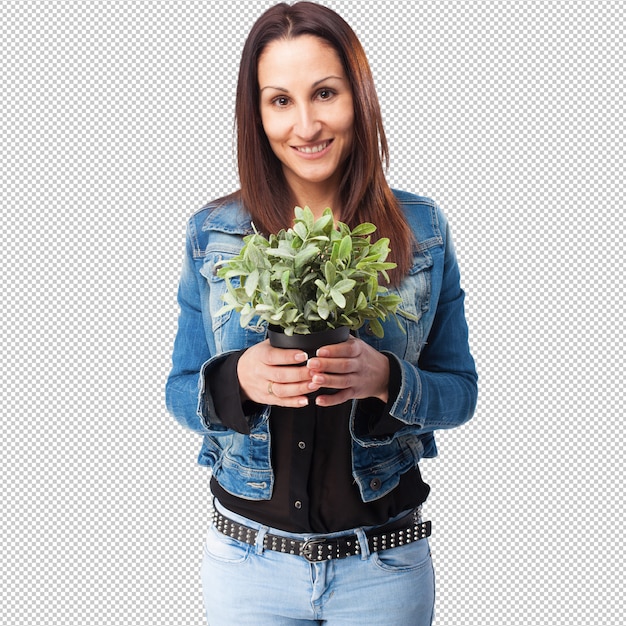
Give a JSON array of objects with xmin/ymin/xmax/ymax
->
[{"xmin": 207, "ymin": 351, "xmax": 429, "ymax": 533}]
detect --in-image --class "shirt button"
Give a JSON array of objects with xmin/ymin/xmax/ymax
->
[
  {"xmin": 370, "ymin": 478, "xmax": 382, "ymax": 491},
  {"xmin": 298, "ymin": 441, "xmax": 306, "ymax": 450},
  {"xmin": 365, "ymin": 324, "xmax": 375, "ymax": 335},
  {"xmin": 294, "ymin": 500, "xmax": 302, "ymax": 509}
]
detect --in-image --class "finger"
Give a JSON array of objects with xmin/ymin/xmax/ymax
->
[
  {"xmin": 314, "ymin": 389, "xmax": 353, "ymax": 407},
  {"xmin": 307, "ymin": 357, "xmax": 355, "ymax": 375},
  {"xmin": 309, "ymin": 372, "xmax": 354, "ymax": 391},
  {"xmin": 308, "ymin": 338, "xmax": 362, "ymax": 372},
  {"xmin": 265, "ymin": 346, "xmax": 309, "ymax": 366},
  {"xmin": 269, "ymin": 380, "xmax": 316, "ymax": 406},
  {"xmin": 268, "ymin": 391, "xmax": 310, "ymax": 409},
  {"xmin": 314, "ymin": 336, "xmax": 360, "ymax": 359},
  {"xmin": 269, "ymin": 363, "xmax": 314, "ymax": 385}
]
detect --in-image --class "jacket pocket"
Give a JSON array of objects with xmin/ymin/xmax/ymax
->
[
  {"xmin": 200, "ymin": 252, "xmax": 235, "ymax": 334},
  {"xmin": 363, "ymin": 250, "xmax": 433, "ymax": 361},
  {"xmin": 200, "ymin": 251, "xmax": 267, "ymax": 353},
  {"xmin": 399, "ymin": 250, "xmax": 433, "ymax": 323}
]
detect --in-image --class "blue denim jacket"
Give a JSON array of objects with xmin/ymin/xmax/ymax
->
[{"xmin": 166, "ymin": 190, "xmax": 477, "ymax": 502}]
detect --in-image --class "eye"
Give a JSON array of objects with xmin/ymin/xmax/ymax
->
[
  {"xmin": 271, "ymin": 95, "xmax": 290, "ymax": 108},
  {"xmin": 317, "ymin": 88, "xmax": 335, "ymax": 101}
]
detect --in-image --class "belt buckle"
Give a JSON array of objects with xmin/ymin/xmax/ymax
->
[{"xmin": 301, "ymin": 537, "xmax": 328, "ymax": 562}]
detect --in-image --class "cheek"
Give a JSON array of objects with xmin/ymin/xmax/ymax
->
[
  {"xmin": 337, "ymin": 105, "xmax": 355, "ymax": 141},
  {"xmin": 260, "ymin": 112, "xmax": 286, "ymax": 146}
]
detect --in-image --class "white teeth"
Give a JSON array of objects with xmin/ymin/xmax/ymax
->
[{"xmin": 297, "ymin": 142, "xmax": 329, "ymax": 154}]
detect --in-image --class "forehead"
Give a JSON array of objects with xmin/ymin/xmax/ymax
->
[{"xmin": 258, "ymin": 35, "xmax": 345, "ymax": 83}]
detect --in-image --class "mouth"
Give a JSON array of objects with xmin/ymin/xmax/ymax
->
[{"xmin": 293, "ymin": 140, "xmax": 333, "ymax": 155}]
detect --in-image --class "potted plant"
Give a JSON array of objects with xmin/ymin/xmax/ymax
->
[{"xmin": 214, "ymin": 206, "xmax": 409, "ymax": 354}]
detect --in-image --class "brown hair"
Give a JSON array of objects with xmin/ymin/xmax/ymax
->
[{"xmin": 234, "ymin": 1, "xmax": 413, "ymax": 281}]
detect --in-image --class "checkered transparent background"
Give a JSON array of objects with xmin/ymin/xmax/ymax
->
[{"xmin": 2, "ymin": 1, "xmax": 623, "ymax": 624}]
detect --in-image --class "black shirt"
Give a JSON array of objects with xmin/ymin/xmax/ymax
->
[{"xmin": 208, "ymin": 351, "xmax": 429, "ymax": 533}]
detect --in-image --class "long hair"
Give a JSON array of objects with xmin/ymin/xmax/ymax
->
[{"xmin": 234, "ymin": 1, "xmax": 413, "ymax": 281}]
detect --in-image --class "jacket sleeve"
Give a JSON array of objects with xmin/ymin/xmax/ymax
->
[
  {"xmin": 385, "ymin": 212, "xmax": 478, "ymax": 435},
  {"xmin": 165, "ymin": 222, "xmax": 214, "ymax": 434}
]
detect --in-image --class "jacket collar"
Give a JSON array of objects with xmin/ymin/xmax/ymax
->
[{"xmin": 201, "ymin": 196, "xmax": 255, "ymax": 235}]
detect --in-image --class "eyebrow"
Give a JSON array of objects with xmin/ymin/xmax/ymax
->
[{"xmin": 259, "ymin": 75, "xmax": 345, "ymax": 92}]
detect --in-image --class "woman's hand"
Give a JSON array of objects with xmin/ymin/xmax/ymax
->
[
  {"xmin": 306, "ymin": 336, "xmax": 390, "ymax": 407},
  {"xmin": 237, "ymin": 340, "xmax": 313, "ymax": 408}
]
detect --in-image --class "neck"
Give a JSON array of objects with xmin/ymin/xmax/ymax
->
[
  {"xmin": 291, "ymin": 189, "xmax": 341, "ymax": 221},
  {"xmin": 284, "ymin": 175, "xmax": 342, "ymax": 221}
]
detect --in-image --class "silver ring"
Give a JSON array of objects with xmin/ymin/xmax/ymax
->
[{"xmin": 267, "ymin": 380, "xmax": 274, "ymax": 395}]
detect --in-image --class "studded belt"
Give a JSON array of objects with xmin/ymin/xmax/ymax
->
[{"xmin": 212, "ymin": 507, "xmax": 431, "ymax": 563}]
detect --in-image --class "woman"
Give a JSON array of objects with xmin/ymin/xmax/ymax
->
[{"xmin": 166, "ymin": 3, "xmax": 477, "ymax": 624}]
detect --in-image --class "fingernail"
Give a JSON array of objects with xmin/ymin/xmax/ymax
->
[
  {"xmin": 316, "ymin": 348, "xmax": 329, "ymax": 357},
  {"xmin": 298, "ymin": 398, "xmax": 309, "ymax": 406},
  {"xmin": 294, "ymin": 352, "xmax": 308, "ymax": 362}
]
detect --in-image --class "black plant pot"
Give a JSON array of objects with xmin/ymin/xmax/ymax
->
[
  {"xmin": 267, "ymin": 324, "xmax": 350, "ymax": 352},
  {"xmin": 267, "ymin": 325, "xmax": 350, "ymax": 397}
]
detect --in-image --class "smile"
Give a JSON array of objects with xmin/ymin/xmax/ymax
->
[{"xmin": 294, "ymin": 140, "xmax": 332, "ymax": 154}]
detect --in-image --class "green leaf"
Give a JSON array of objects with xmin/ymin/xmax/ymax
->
[
  {"xmin": 357, "ymin": 261, "xmax": 397, "ymax": 272},
  {"xmin": 293, "ymin": 221, "xmax": 308, "ymax": 241},
  {"xmin": 333, "ymin": 278, "xmax": 356, "ymax": 293},
  {"xmin": 317, "ymin": 296, "xmax": 330, "ymax": 320},
  {"xmin": 239, "ymin": 305, "xmax": 256, "ymax": 327},
  {"xmin": 314, "ymin": 278, "xmax": 327, "ymax": 292},
  {"xmin": 368, "ymin": 238, "xmax": 391, "ymax": 259},
  {"xmin": 366, "ymin": 276, "xmax": 377, "ymax": 300},
  {"xmin": 312, "ymin": 211, "xmax": 334, "ymax": 235},
  {"xmin": 298, "ymin": 206, "xmax": 314, "ymax": 231},
  {"xmin": 259, "ymin": 269, "xmax": 271, "ymax": 292},
  {"xmin": 369, "ymin": 318, "xmax": 384, "ymax": 338},
  {"xmin": 324, "ymin": 261, "xmax": 336, "ymax": 285},
  {"xmin": 330, "ymin": 289, "xmax": 346, "ymax": 308},
  {"xmin": 294, "ymin": 245, "xmax": 319, "ymax": 272},
  {"xmin": 397, "ymin": 308, "xmax": 419, "ymax": 321},
  {"xmin": 304, "ymin": 300, "xmax": 319, "ymax": 319},
  {"xmin": 356, "ymin": 291, "xmax": 368, "ymax": 310},
  {"xmin": 244, "ymin": 269, "xmax": 259, "ymax": 298},
  {"xmin": 293, "ymin": 323, "xmax": 312, "ymax": 335},
  {"xmin": 336, "ymin": 221, "xmax": 350, "ymax": 237},
  {"xmin": 308, "ymin": 235, "xmax": 330, "ymax": 243},
  {"xmin": 219, "ymin": 267, "xmax": 247, "ymax": 280},
  {"xmin": 283, "ymin": 308, "xmax": 300, "ymax": 324},
  {"xmin": 244, "ymin": 241, "xmax": 265, "ymax": 267},
  {"xmin": 351, "ymin": 222, "xmax": 377, "ymax": 236},
  {"xmin": 265, "ymin": 248, "xmax": 296, "ymax": 260},
  {"xmin": 338, "ymin": 235, "xmax": 352, "ymax": 261}
]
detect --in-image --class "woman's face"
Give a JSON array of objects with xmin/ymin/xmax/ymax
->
[{"xmin": 258, "ymin": 35, "xmax": 354, "ymax": 202}]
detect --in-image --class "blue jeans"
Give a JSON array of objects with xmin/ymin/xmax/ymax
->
[{"xmin": 201, "ymin": 501, "xmax": 435, "ymax": 625}]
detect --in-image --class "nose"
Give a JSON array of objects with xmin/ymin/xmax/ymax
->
[{"xmin": 294, "ymin": 104, "xmax": 321, "ymax": 140}]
